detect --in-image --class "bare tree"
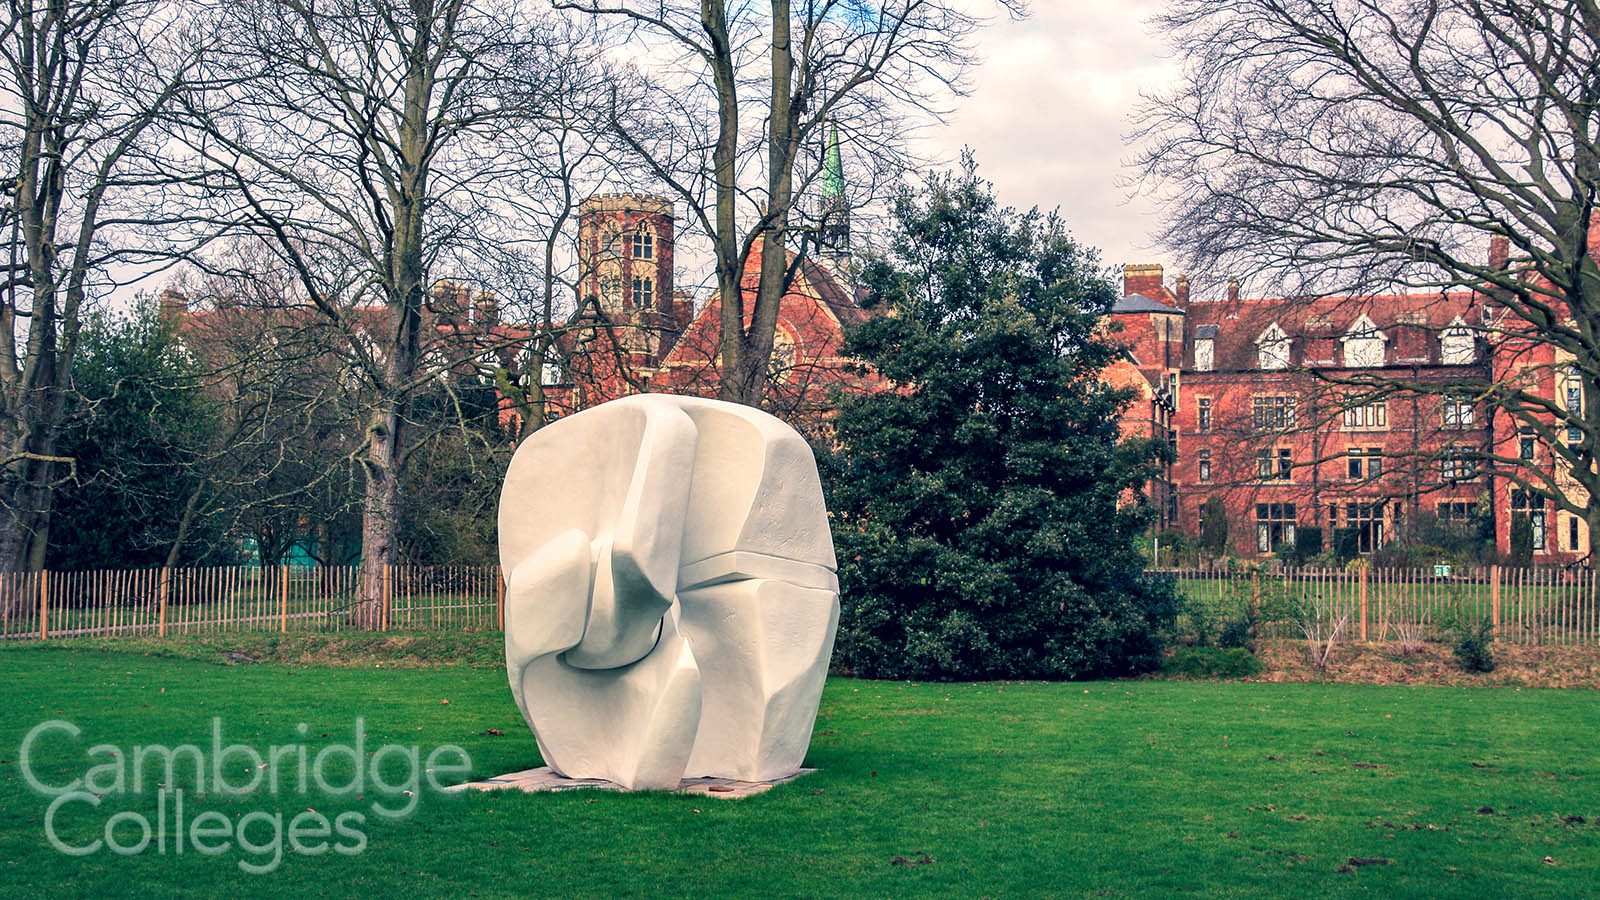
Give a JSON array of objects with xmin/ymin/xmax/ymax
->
[
  {"xmin": 1135, "ymin": 0, "xmax": 1600, "ymax": 557},
  {"xmin": 558, "ymin": 0, "xmax": 1018, "ymax": 407},
  {"xmin": 0, "ymin": 0, "xmax": 200, "ymax": 572},
  {"xmin": 485, "ymin": 22, "xmax": 628, "ymax": 438},
  {"xmin": 174, "ymin": 0, "xmax": 564, "ymax": 625},
  {"xmin": 165, "ymin": 250, "xmax": 368, "ymax": 569}
]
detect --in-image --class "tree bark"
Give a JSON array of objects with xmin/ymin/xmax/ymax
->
[{"xmin": 357, "ymin": 401, "xmax": 403, "ymax": 628}]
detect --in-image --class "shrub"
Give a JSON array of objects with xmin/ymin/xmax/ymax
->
[
  {"xmin": 1199, "ymin": 496, "xmax": 1229, "ymax": 559},
  {"xmin": 1217, "ymin": 615, "xmax": 1254, "ymax": 649},
  {"xmin": 1163, "ymin": 646, "xmax": 1263, "ymax": 679},
  {"xmin": 1452, "ymin": 618, "xmax": 1496, "ymax": 673},
  {"xmin": 1291, "ymin": 526, "xmax": 1323, "ymax": 563},
  {"xmin": 1295, "ymin": 593, "xmax": 1350, "ymax": 670},
  {"xmin": 1332, "ymin": 527, "xmax": 1361, "ymax": 563},
  {"xmin": 1153, "ymin": 529, "xmax": 1191, "ymax": 567},
  {"xmin": 1180, "ymin": 595, "xmax": 1217, "ymax": 647}
]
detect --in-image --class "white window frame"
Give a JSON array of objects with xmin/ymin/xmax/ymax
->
[
  {"xmin": 1343, "ymin": 402, "xmax": 1388, "ymax": 430},
  {"xmin": 1442, "ymin": 399, "xmax": 1475, "ymax": 429}
]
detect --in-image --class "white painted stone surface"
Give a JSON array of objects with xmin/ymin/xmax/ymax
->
[{"xmin": 499, "ymin": 394, "xmax": 839, "ymax": 790}]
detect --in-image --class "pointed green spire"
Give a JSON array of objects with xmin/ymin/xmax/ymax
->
[{"xmin": 823, "ymin": 123, "xmax": 845, "ymax": 198}]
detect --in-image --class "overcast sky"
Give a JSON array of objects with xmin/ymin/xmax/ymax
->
[{"xmin": 919, "ymin": 1, "xmax": 1178, "ymax": 275}]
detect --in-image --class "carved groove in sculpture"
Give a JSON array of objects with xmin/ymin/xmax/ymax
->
[{"xmin": 499, "ymin": 394, "xmax": 840, "ymax": 790}]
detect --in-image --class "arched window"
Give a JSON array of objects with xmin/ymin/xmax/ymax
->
[
  {"xmin": 596, "ymin": 260, "xmax": 622, "ymax": 311},
  {"xmin": 767, "ymin": 328, "xmax": 797, "ymax": 382},
  {"xmin": 631, "ymin": 229, "xmax": 654, "ymax": 260}
]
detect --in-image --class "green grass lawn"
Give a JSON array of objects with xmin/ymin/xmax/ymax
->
[{"xmin": 1, "ymin": 644, "xmax": 1597, "ymax": 898}]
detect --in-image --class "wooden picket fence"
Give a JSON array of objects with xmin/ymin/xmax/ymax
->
[
  {"xmin": 0, "ymin": 564, "xmax": 504, "ymax": 641},
  {"xmin": 10, "ymin": 561, "xmax": 1595, "ymax": 647},
  {"xmin": 1152, "ymin": 564, "xmax": 1600, "ymax": 645}
]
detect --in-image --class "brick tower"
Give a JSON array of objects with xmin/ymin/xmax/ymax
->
[{"xmin": 576, "ymin": 193, "xmax": 680, "ymax": 366}]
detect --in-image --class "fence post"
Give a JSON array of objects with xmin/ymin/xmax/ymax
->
[
  {"xmin": 1359, "ymin": 564, "xmax": 1369, "ymax": 642},
  {"xmin": 496, "ymin": 566, "xmax": 505, "ymax": 631},
  {"xmin": 381, "ymin": 565, "xmax": 391, "ymax": 632},
  {"xmin": 279, "ymin": 566, "xmax": 289, "ymax": 633},
  {"xmin": 37, "ymin": 569, "xmax": 49, "ymax": 640},
  {"xmin": 158, "ymin": 568, "xmax": 171, "ymax": 637},
  {"xmin": 1250, "ymin": 570, "xmax": 1260, "ymax": 622},
  {"xmin": 1490, "ymin": 564, "xmax": 1501, "ymax": 637}
]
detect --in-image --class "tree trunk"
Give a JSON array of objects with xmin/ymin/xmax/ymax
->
[
  {"xmin": 357, "ymin": 401, "xmax": 402, "ymax": 628},
  {"xmin": 162, "ymin": 488, "xmax": 204, "ymax": 570},
  {"xmin": 0, "ymin": 398, "xmax": 69, "ymax": 573},
  {"xmin": 721, "ymin": 0, "xmax": 797, "ymax": 409}
]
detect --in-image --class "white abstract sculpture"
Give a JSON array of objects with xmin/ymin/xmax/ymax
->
[{"xmin": 498, "ymin": 394, "xmax": 839, "ymax": 790}]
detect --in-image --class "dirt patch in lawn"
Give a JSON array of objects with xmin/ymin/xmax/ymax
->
[{"xmin": 1244, "ymin": 639, "xmax": 1600, "ymax": 688}]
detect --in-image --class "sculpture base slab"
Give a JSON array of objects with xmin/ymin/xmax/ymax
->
[{"xmin": 445, "ymin": 766, "xmax": 814, "ymax": 799}]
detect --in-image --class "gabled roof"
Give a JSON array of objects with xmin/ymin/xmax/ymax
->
[
  {"xmin": 1184, "ymin": 290, "xmax": 1483, "ymax": 371},
  {"xmin": 1256, "ymin": 321, "xmax": 1289, "ymax": 344},
  {"xmin": 793, "ymin": 253, "xmax": 868, "ymax": 326},
  {"xmin": 1113, "ymin": 293, "xmax": 1185, "ymax": 315},
  {"xmin": 1340, "ymin": 313, "xmax": 1387, "ymax": 341}
]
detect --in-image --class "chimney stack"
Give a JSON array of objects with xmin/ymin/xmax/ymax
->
[
  {"xmin": 1227, "ymin": 278, "xmax": 1240, "ymax": 303},
  {"xmin": 1488, "ymin": 235, "xmax": 1509, "ymax": 270},
  {"xmin": 1123, "ymin": 263, "xmax": 1164, "ymax": 300},
  {"xmin": 1175, "ymin": 274, "xmax": 1190, "ymax": 307},
  {"xmin": 158, "ymin": 288, "xmax": 188, "ymax": 321}
]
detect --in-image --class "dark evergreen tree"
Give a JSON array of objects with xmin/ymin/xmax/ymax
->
[
  {"xmin": 825, "ymin": 158, "xmax": 1177, "ymax": 681},
  {"xmin": 1199, "ymin": 495, "xmax": 1229, "ymax": 560},
  {"xmin": 47, "ymin": 302, "xmax": 226, "ymax": 569}
]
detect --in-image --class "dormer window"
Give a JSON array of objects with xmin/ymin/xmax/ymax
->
[
  {"xmin": 1256, "ymin": 322, "xmax": 1290, "ymax": 370},
  {"xmin": 1341, "ymin": 314, "xmax": 1386, "ymax": 368},
  {"xmin": 1194, "ymin": 324, "xmax": 1216, "ymax": 372},
  {"xmin": 1441, "ymin": 316, "xmax": 1476, "ymax": 365}
]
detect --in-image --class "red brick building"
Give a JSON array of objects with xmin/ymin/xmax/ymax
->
[
  {"xmin": 1110, "ymin": 251, "xmax": 1589, "ymax": 563},
  {"xmin": 548, "ymin": 193, "xmax": 884, "ymax": 431}
]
